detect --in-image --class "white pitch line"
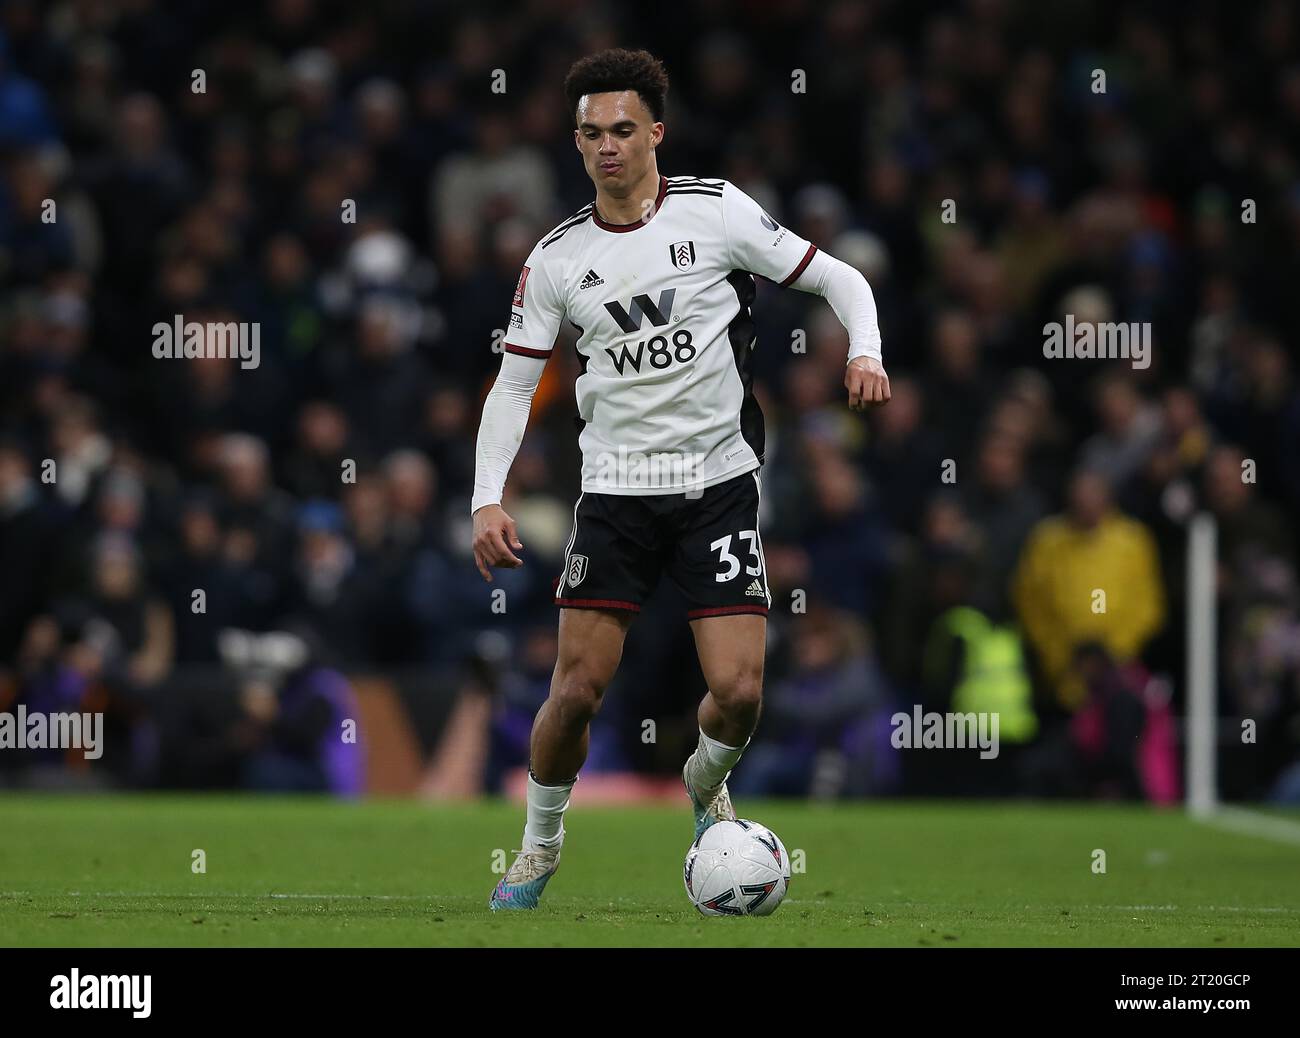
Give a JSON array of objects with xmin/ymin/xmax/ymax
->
[
  {"xmin": 0, "ymin": 891, "xmax": 440, "ymax": 901},
  {"xmin": 785, "ymin": 900, "xmax": 1300, "ymax": 913},
  {"xmin": 1101, "ymin": 904, "xmax": 1300, "ymax": 914},
  {"xmin": 267, "ymin": 893, "xmax": 434, "ymax": 900},
  {"xmin": 1195, "ymin": 805, "xmax": 1300, "ymax": 848}
]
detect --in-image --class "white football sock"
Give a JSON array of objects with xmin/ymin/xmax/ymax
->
[
  {"xmin": 522, "ymin": 770, "xmax": 576, "ymax": 851},
  {"xmin": 688, "ymin": 727, "xmax": 749, "ymax": 795}
]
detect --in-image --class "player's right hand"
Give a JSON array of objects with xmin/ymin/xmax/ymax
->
[{"xmin": 472, "ymin": 503, "xmax": 524, "ymax": 582}]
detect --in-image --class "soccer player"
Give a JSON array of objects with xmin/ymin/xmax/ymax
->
[{"xmin": 472, "ymin": 48, "xmax": 890, "ymax": 910}]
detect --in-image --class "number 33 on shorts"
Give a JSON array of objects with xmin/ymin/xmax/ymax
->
[{"xmin": 553, "ymin": 471, "xmax": 771, "ymax": 618}]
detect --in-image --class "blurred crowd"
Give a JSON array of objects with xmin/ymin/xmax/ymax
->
[{"xmin": 2, "ymin": 0, "xmax": 1299, "ymax": 800}]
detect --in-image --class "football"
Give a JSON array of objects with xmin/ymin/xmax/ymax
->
[{"xmin": 683, "ymin": 819, "xmax": 791, "ymax": 916}]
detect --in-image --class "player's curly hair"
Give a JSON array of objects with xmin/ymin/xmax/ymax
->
[{"xmin": 564, "ymin": 48, "xmax": 669, "ymax": 125}]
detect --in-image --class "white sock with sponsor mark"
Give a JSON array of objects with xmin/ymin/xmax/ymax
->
[
  {"xmin": 687, "ymin": 726, "xmax": 749, "ymax": 797},
  {"xmin": 522, "ymin": 770, "xmax": 576, "ymax": 852}
]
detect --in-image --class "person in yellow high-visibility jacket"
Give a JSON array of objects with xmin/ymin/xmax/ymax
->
[{"xmin": 1011, "ymin": 468, "xmax": 1165, "ymax": 711}]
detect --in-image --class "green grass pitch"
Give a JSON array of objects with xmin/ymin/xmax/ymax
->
[{"xmin": 1, "ymin": 795, "xmax": 1297, "ymax": 947}]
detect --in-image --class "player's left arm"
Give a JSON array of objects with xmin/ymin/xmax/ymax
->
[
  {"xmin": 789, "ymin": 250, "xmax": 889, "ymax": 411},
  {"xmin": 721, "ymin": 181, "xmax": 889, "ymax": 412}
]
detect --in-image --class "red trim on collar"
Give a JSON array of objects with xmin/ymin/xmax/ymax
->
[{"xmin": 592, "ymin": 176, "xmax": 669, "ymax": 232}]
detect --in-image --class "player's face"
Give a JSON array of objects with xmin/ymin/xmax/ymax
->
[{"xmin": 574, "ymin": 91, "xmax": 663, "ymax": 194}]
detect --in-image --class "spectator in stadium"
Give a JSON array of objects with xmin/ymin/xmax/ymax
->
[
  {"xmin": 241, "ymin": 657, "xmax": 365, "ymax": 797},
  {"xmin": 158, "ymin": 492, "xmax": 247, "ymax": 664},
  {"xmin": 326, "ymin": 293, "xmax": 434, "ymax": 460},
  {"xmin": 916, "ymin": 546, "xmax": 1037, "ymax": 796},
  {"xmin": 255, "ymin": 232, "xmax": 324, "ymax": 367},
  {"xmin": 809, "ymin": 461, "xmax": 888, "ymax": 616},
  {"xmin": 1202, "ymin": 444, "xmax": 1294, "ymax": 583},
  {"xmin": 1080, "ymin": 372, "xmax": 1164, "ymax": 510},
  {"xmin": 11, "ymin": 531, "xmax": 172, "ymax": 786},
  {"xmin": 0, "ymin": 28, "xmax": 58, "ymax": 148},
  {"xmin": 47, "ymin": 395, "xmax": 111, "ymax": 510},
  {"xmin": 880, "ymin": 492, "xmax": 988, "ymax": 695},
  {"xmin": 1221, "ymin": 555, "xmax": 1300, "ymax": 799},
  {"xmin": 157, "ymin": 627, "xmax": 364, "ymax": 796},
  {"xmin": 0, "ymin": 150, "xmax": 75, "ymax": 286},
  {"xmin": 861, "ymin": 375, "xmax": 946, "ymax": 533},
  {"xmin": 959, "ymin": 428, "xmax": 1047, "ymax": 618},
  {"xmin": 281, "ymin": 400, "xmax": 352, "ymax": 502},
  {"xmin": 1019, "ymin": 642, "xmax": 1177, "ymax": 801},
  {"xmin": 1012, "ymin": 467, "xmax": 1165, "ymax": 711},
  {"xmin": 429, "ymin": 103, "xmax": 557, "ymax": 236},
  {"xmin": 81, "ymin": 93, "xmax": 191, "ymax": 298},
  {"xmin": 214, "ymin": 432, "xmax": 296, "ymax": 572},
  {"xmin": 281, "ymin": 500, "xmax": 366, "ymax": 664},
  {"xmin": 920, "ymin": 308, "xmax": 999, "ymax": 467},
  {"xmin": 0, "ymin": 438, "xmax": 67, "ymax": 664}
]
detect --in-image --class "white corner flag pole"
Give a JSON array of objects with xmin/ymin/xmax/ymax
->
[{"xmin": 1186, "ymin": 512, "xmax": 1218, "ymax": 818}]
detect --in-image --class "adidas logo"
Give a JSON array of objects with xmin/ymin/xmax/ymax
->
[
  {"xmin": 745, "ymin": 579, "xmax": 766, "ymax": 598},
  {"xmin": 579, "ymin": 269, "xmax": 605, "ymax": 290}
]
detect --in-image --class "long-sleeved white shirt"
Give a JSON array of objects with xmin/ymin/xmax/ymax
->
[{"xmin": 472, "ymin": 176, "xmax": 883, "ymax": 514}]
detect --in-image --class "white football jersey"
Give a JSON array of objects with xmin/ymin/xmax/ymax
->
[{"xmin": 504, "ymin": 175, "xmax": 818, "ymax": 495}]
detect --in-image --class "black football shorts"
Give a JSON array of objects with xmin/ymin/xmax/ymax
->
[{"xmin": 551, "ymin": 469, "xmax": 772, "ymax": 619}]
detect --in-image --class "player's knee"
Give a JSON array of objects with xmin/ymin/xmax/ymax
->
[
  {"xmin": 712, "ymin": 671, "xmax": 763, "ymax": 724},
  {"xmin": 550, "ymin": 669, "xmax": 607, "ymax": 728}
]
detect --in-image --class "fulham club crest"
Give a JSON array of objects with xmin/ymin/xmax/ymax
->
[
  {"xmin": 669, "ymin": 241, "xmax": 696, "ymax": 271},
  {"xmin": 566, "ymin": 553, "xmax": 588, "ymax": 588}
]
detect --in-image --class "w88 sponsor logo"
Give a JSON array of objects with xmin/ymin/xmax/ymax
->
[{"xmin": 603, "ymin": 329, "xmax": 697, "ymax": 375}]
